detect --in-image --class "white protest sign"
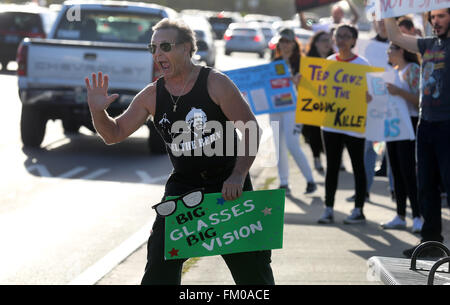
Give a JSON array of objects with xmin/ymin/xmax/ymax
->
[
  {"xmin": 365, "ymin": 71, "xmax": 415, "ymax": 142},
  {"xmin": 354, "ymin": 39, "xmax": 393, "ymax": 72},
  {"xmin": 374, "ymin": 0, "xmax": 450, "ymax": 20}
]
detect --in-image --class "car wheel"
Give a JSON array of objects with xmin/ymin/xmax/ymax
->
[
  {"xmin": 225, "ymin": 50, "xmax": 231, "ymax": 56},
  {"xmin": 20, "ymin": 105, "xmax": 47, "ymax": 148},
  {"xmin": 147, "ymin": 120, "xmax": 166, "ymax": 154},
  {"xmin": 258, "ymin": 51, "xmax": 265, "ymax": 58}
]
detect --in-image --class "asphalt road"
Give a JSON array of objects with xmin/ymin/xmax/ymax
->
[{"xmin": 0, "ymin": 41, "xmax": 270, "ymax": 284}]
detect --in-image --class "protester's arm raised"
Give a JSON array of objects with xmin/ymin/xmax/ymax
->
[
  {"xmin": 384, "ymin": 17, "xmax": 419, "ymax": 53},
  {"xmin": 85, "ymin": 72, "xmax": 156, "ymax": 145},
  {"xmin": 299, "ymin": 12, "xmax": 313, "ymax": 31},
  {"xmin": 346, "ymin": 0, "xmax": 360, "ymax": 25},
  {"xmin": 208, "ymin": 70, "xmax": 261, "ymax": 201}
]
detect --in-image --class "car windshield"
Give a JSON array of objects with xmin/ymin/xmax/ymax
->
[
  {"xmin": 232, "ymin": 28, "xmax": 257, "ymax": 36},
  {"xmin": 0, "ymin": 12, "xmax": 43, "ymax": 33},
  {"xmin": 54, "ymin": 9, "xmax": 163, "ymax": 43}
]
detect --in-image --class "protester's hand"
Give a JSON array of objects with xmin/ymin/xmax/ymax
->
[
  {"xmin": 386, "ymin": 83, "xmax": 401, "ymax": 96},
  {"xmin": 366, "ymin": 91, "xmax": 373, "ymax": 103},
  {"xmin": 85, "ymin": 71, "xmax": 119, "ymax": 113},
  {"xmin": 292, "ymin": 73, "xmax": 302, "ymax": 87},
  {"xmin": 221, "ymin": 173, "xmax": 245, "ymax": 201}
]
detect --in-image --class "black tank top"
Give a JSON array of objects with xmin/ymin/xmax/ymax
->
[{"xmin": 154, "ymin": 66, "xmax": 237, "ymax": 175}]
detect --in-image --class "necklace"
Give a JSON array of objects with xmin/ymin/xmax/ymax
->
[{"xmin": 168, "ymin": 67, "xmax": 194, "ymax": 112}]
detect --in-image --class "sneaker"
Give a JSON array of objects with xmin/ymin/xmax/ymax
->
[
  {"xmin": 380, "ymin": 215, "xmax": 406, "ymax": 230},
  {"xmin": 279, "ymin": 184, "xmax": 291, "ymax": 196},
  {"xmin": 318, "ymin": 207, "xmax": 334, "ymax": 224},
  {"xmin": 345, "ymin": 193, "xmax": 370, "ymax": 202},
  {"xmin": 412, "ymin": 217, "xmax": 423, "ymax": 233},
  {"xmin": 304, "ymin": 182, "xmax": 317, "ymax": 194},
  {"xmin": 403, "ymin": 244, "xmax": 445, "ymax": 258},
  {"xmin": 343, "ymin": 208, "xmax": 366, "ymax": 224}
]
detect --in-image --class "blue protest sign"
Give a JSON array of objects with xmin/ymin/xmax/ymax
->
[{"xmin": 224, "ymin": 60, "xmax": 297, "ymax": 115}]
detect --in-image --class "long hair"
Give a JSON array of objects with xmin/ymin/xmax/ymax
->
[
  {"xmin": 390, "ymin": 43, "xmax": 421, "ymax": 66},
  {"xmin": 274, "ymin": 38, "xmax": 303, "ymax": 73},
  {"xmin": 306, "ymin": 30, "xmax": 334, "ymax": 58}
]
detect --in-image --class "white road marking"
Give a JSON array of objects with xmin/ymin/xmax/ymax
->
[
  {"xmin": 26, "ymin": 164, "xmax": 52, "ymax": 177},
  {"xmin": 81, "ymin": 168, "xmax": 110, "ymax": 180},
  {"xmin": 136, "ymin": 171, "xmax": 170, "ymax": 184},
  {"xmin": 58, "ymin": 166, "xmax": 87, "ymax": 178},
  {"xmin": 68, "ymin": 218, "xmax": 155, "ymax": 285}
]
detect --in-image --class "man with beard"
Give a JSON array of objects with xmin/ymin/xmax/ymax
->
[{"xmin": 385, "ymin": 9, "xmax": 450, "ymax": 257}]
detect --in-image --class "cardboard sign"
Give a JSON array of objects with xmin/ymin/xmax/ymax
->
[
  {"xmin": 164, "ymin": 189, "xmax": 285, "ymax": 260},
  {"xmin": 365, "ymin": 71, "xmax": 415, "ymax": 141},
  {"xmin": 374, "ymin": 0, "xmax": 450, "ymax": 20},
  {"xmin": 295, "ymin": 57, "xmax": 384, "ymax": 133},
  {"xmin": 295, "ymin": 0, "xmax": 340, "ymax": 11},
  {"xmin": 354, "ymin": 38, "xmax": 393, "ymax": 72},
  {"xmin": 224, "ymin": 60, "xmax": 297, "ymax": 115}
]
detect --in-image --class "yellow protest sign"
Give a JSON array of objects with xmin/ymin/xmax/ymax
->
[{"xmin": 296, "ymin": 57, "xmax": 384, "ymax": 133}]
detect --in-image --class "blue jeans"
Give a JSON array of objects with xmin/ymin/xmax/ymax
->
[
  {"xmin": 417, "ymin": 119, "xmax": 450, "ymax": 242},
  {"xmin": 364, "ymin": 140, "xmax": 377, "ymax": 193}
]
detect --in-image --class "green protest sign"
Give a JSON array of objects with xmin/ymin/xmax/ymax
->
[{"xmin": 163, "ymin": 189, "xmax": 285, "ymax": 260}]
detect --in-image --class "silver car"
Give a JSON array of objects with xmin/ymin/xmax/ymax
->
[
  {"xmin": 182, "ymin": 14, "xmax": 216, "ymax": 67},
  {"xmin": 224, "ymin": 23, "xmax": 266, "ymax": 58}
]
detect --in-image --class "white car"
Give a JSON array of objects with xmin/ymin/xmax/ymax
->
[
  {"xmin": 17, "ymin": 0, "xmax": 177, "ymax": 152},
  {"xmin": 182, "ymin": 14, "xmax": 216, "ymax": 67}
]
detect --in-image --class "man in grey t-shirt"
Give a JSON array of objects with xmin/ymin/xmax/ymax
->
[{"xmin": 385, "ymin": 8, "xmax": 450, "ymax": 258}]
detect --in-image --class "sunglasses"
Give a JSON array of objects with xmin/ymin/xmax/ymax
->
[
  {"xmin": 152, "ymin": 189, "xmax": 204, "ymax": 217},
  {"xmin": 147, "ymin": 42, "xmax": 180, "ymax": 54}
]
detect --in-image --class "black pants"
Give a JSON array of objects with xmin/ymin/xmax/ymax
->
[
  {"xmin": 141, "ymin": 170, "xmax": 275, "ymax": 285},
  {"xmin": 386, "ymin": 116, "xmax": 420, "ymax": 218},
  {"xmin": 417, "ymin": 119, "xmax": 450, "ymax": 242},
  {"xmin": 322, "ymin": 131, "xmax": 367, "ymax": 209},
  {"xmin": 303, "ymin": 125, "xmax": 323, "ymax": 158}
]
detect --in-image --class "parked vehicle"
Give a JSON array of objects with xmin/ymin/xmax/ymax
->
[
  {"xmin": 208, "ymin": 11, "xmax": 242, "ymax": 39},
  {"xmin": 268, "ymin": 27, "xmax": 313, "ymax": 57},
  {"xmin": 243, "ymin": 14, "xmax": 281, "ymax": 24},
  {"xmin": 258, "ymin": 22, "xmax": 276, "ymax": 47},
  {"xmin": 181, "ymin": 14, "xmax": 216, "ymax": 67},
  {"xmin": 17, "ymin": 0, "xmax": 177, "ymax": 152},
  {"xmin": 0, "ymin": 4, "xmax": 57, "ymax": 71},
  {"xmin": 224, "ymin": 23, "xmax": 266, "ymax": 58}
]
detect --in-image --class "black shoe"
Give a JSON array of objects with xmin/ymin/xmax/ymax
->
[
  {"xmin": 279, "ymin": 184, "xmax": 291, "ymax": 196},
  {"xmin": 403, "ymin": 244, "xmax": 446, "ymax": 258},
  {"xmin": 304, "ymin": 182, "xmax": 317, "ymax": 194}
]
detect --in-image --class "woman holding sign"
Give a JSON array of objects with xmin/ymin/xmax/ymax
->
[
  {"xmin": 380, "ymin": 42, "xmax": 422, "ymax": 233},
  {"xmin": 318, "ymin": 24, "xmax": 370, "ymax": 225},
  {"xmin": 271, "ymin": 27, "xmax": 317, "ymax": 195},
  {"xmin": 302, "ymin": 31, "xmax": 334, "ymax": 174}
]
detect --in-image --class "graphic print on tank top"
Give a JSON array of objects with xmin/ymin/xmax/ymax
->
[{"xmin": 153, "ymin": 66, "xmax": 237, "ymax": 173}]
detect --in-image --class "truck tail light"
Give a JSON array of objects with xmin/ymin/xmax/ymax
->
[{"xmin": 16, "ymin": 43, "xmax": 28, "ymax": 77}]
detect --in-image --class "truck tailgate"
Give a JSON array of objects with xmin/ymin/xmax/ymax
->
[{"xmin": 26, "ymin": 39, "xmax": 152, "ymax": 91}]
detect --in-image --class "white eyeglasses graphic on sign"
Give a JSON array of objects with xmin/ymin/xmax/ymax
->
[{"xmin": 152, "ymin": 189, "xmax": 204, "ymax": 217}]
